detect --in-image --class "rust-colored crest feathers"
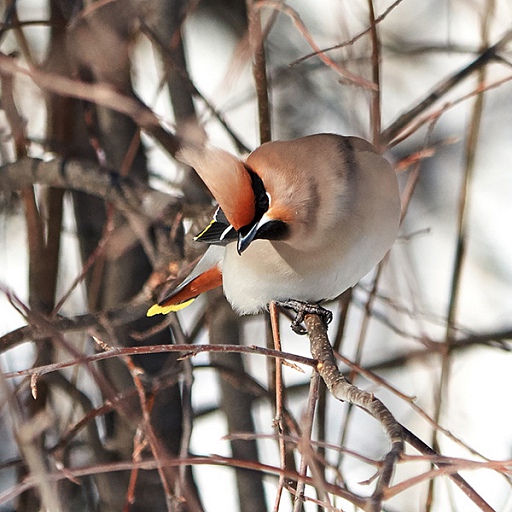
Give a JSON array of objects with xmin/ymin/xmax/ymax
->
[{"xmin": 178, "ymin": 146, "xmax": 255, "ymax": 230}]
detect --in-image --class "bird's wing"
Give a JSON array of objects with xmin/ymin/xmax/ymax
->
[
  {"xmin": 194, "ymin": 207, "xmax": 237, "ymax": 245},
  {"xmin": 147, "ymin": 245, "xmax": 224, "ymax": 316}
]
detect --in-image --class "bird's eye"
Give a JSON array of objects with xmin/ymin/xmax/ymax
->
[
  {"xmin": 247, "ymin": 169, "xmax": 270, "ymax": 214},
  {"xmin": 256, "ymin": 190, "xmax": 269, "ymax": 211}
]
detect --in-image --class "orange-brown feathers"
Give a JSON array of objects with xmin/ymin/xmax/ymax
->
[
  {"xmin": 178, "ymin": 146, "xmax": 255, "ymax": 230},
  {"xmin": 169, "ymin": 265, "xmax": 222, "ymax": 303},
  {"xmin": 147, "ymin": 265, "xmax": 223, "ymax": 316},
  {"xmin": 266, "ymin": 204, "xmax": 295, "ymax": 224}
]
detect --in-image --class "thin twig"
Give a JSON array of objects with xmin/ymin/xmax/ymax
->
[
  {"xmin": 429, "ymin": 5, "xmax": 494, "ymax": 508},
  {"xmin": 290, "ymin": 0, "xmax": 406, "ymax": 67},
  {"xmin": 381, "ymin": 28, "xmax": 512, "ymax": 145},
  {"xmin": 293, "ymin": 371, "xmax": 324, "ymax": 512},
  {"xmin": 269, "ymin": 301, "xmax": 286, "ymax": 511},
  {"xmin": 125, "ymin": 357, "xmax": 175, "ymax": 511},
  {"xmin": 169, "ymin": 315, "xmax": 196, "ymax": 499},
  {"xmin": 334, "ymin": 351, "xmax": 502, "ymax": 470},
  {"xmin": 367, "ymin": 0, "xmax": 381, "ymax": 147},
  {"xmin": 0, "ymin": 51, "xmax": 181, "ymax": 156},
  {"xmin": 388, "ymin": 73, "xmax": 512, "ymax": 148},
  {"xmin": 0, "ymin": 361, "xmax": 63, "ymax": 512},
  {"xmin": 140, "ymin": 21, "xmax": 250, "ymax": 153},
  {"xmin": 403, "ymin": 428, "xmax": 496, "ymax": 512},
  {"xmin": 255, "ymin": 1, "xmax": 377, "ymax": 90},
  {"xmin": 2, "ymin": 342, "xmax": 316, "ymax": 382},
  {"xmin": 124, "ymin": 427, "xmax": 146, "ymax": 511},
  {"xmin": 247, "ymin": 0, "xmax": 272, "ymax": 144},
  {"xmin": 0, "ymin": 454, "xmax": 369, "ymax": 509}
]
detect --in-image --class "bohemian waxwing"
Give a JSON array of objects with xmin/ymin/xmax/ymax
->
[{"xmin": 148, "ymin": 133, "xmax": 401, "ymax": 333}]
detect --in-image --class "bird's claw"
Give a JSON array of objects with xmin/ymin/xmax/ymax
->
[{"xmin": 275, "ymin": 300, "xmax": 333, "ymax": 335}]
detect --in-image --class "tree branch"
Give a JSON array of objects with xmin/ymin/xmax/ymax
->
[
  {"xmin": 304, "ymin": 313, "xmax": 403, "ymax": 511},
  {"xmin": 304, "ymin": 313, "xmax": 496, "ymax": 512},
  {"xmin": 0, "ymin": 51, "xmax": 181, "ymax": 157},
  {"xmin": 0, "ymin": 156, "xmax": 178, "ymax": 225},
  {"xmin": 381, "ymin": 28, "xmax": 512, "ymax": 145}
]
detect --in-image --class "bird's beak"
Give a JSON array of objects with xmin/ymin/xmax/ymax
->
[{"xmin": 237, "ymin": 222, "xmax": 260, "ymax": 255}]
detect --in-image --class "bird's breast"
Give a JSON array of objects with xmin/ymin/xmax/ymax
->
[{"xmin": 221, "ymin": 240, "xmax": 360, "ymax": 315}]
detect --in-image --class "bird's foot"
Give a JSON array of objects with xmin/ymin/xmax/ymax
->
[{"xmin": 274, "ymin": 299, "xmax": 333, "ymax": 335}]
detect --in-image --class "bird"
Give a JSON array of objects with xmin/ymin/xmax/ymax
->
[{"xmin": 147, "ymin": 133, "xmax": 401, "ymax": 333}]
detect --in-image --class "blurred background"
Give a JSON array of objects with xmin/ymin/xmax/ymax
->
[{"xmin": 0, "ymin": 0, "xmax": 511, "ymax": 510}]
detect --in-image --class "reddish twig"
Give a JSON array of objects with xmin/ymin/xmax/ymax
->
[
  {"xmin": 290, "ymin": 0, "xmax": 406, "ymax": 67},
  {"xmin": 255, "ymin": 1, "xmax": 377, "ymax": 90},
  {"xmin": 269, "ymin": 301, "xmax": 287, "ymax": 511}
]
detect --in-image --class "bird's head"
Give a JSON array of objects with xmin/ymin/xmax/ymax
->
[
  {"xmin": 235, "ymin": 168, "xmax": 291, "ymax": 254},
  {"xmin": 178, "ymin": 134, "xmax": 399, "ymax": 260},
  {"xmin": 177, "ymin": 144, "xmax": 296, "ymax": 255}
]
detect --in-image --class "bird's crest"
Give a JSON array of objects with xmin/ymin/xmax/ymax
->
[{"xmin": 178, "ymin": 146, "xmax": 255, "ymax": 230}]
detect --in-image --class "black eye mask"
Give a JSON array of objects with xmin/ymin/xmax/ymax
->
[{"xmin": 195, "ymin": 166, "xmax": 288, "ymax": 247}]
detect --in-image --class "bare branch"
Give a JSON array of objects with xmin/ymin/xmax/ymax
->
[
  {"xmin": 381, "ymin": 29, "xmax": 512, "ymax": 145},
  {"xmin": 0, "ymin": 157, "xmax": 178, "ymax": 224},
  {"xmin": 304, "ymin": 313, "xmax": 403, "ymax": 511},
  {"xmin": 255, "ymin": 1, "xmax": 377, "ymax": 90},
  {"xmin": 0, "ymin": 52, "xmax": 181, "ymax": 156}
]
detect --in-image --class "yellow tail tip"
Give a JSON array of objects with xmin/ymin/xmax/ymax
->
[{"xmin": 146, "ymin": 298, "xmax": 196, "ymax": 317}]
